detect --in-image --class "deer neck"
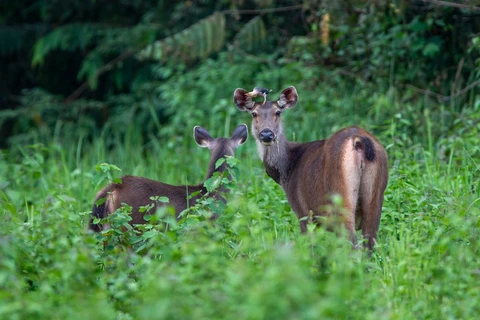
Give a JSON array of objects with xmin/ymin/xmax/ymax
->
[
  {"xmin": 203, "ymin": 145, "xmax": 232, "ymax": 194},
  {"xmin": 256, "ymin": 131, "xmax": 291, "ymax": 185},
  {"xmin": 206, "ymin": 142, "xmax": 231, "ymax": 178}
]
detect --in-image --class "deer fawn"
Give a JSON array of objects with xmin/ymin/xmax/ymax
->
[
  {"xmin": 234, "ymin": 86, "xmax": 388, "ymax": 250},
  {"xmin": 90, "ymin": 124, "xmax": 248, "ymax": 232}
]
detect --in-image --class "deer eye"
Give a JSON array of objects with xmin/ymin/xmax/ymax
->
[
  {"xmin": 275, "ymin": 110, "xmax": 282, "ymax": 116},
  {"xmin": 251, "ymin": 112, "xmax": 258, "ymax": 118}
]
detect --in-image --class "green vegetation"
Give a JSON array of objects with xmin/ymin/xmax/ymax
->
[{"xmin": 1, "ymin": 1, "xmax": 480, "ymax": 319}]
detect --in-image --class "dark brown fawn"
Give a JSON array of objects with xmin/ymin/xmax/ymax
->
[
  {"xmin": 234, "ymin": 86, "xmax": 388, "ymax": 250},
  {"xmin": 90, "ymin": 124, "xmax": 248, "ymax": 232}
]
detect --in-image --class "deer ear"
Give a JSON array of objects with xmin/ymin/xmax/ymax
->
[
  {"xmin": 234, "ymin": 88, "xmax": 255, "ymax": 111},
  {"xmin": 194, "ymin": 126, "xmax": 214, "ymax": 148},
  {"xmin": 277, "ymin": 86, "xmax": 298, "ymax": 109},
  {"xmin": 230, "ymin": 124, "xmax": 248, "ymax": 146}
]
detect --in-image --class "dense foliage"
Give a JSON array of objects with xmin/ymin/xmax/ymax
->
[
  {"xmin": 1, "ymin": 0, "xmax": 480, "ymax": 319},
  {"xmin": 1, "ymin": 0, "xmax": 480, "ymax": 146}
]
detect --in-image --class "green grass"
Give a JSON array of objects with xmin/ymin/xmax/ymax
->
[{"xmin": 1, "ymin": 90, "xmax": 479, "ymax": 319}]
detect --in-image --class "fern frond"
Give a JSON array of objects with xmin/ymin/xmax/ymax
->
[
  {"xmin": 77, "ymin": 52, "xmax": 103, "ymax": 89},
  {"xmin": 32, "ymin": 23, "xmax": 99, "ymax": 66},
  {"xmin": 215, "ymin": 14, "xmax": 226, "ymax": 52},
  {"xmin": 233, "ymin": 16, "xmax": 267, "ymax": 52},
  {"xmin": 136, "ymin": 12, "xmax": 226, "ymax": 62}
]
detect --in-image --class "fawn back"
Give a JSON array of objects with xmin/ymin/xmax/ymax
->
[{"xmin": 90, "ymin": 124, "xmax": 248, "ymax": 231}]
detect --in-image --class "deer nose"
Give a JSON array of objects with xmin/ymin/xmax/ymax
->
[{"xmin": 259, "ymin": 129, "xmax": 275, "ymax": 143}]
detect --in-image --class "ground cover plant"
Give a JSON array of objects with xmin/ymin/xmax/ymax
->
[
  {"xmin": 1, "ymin": 1, "xmax": 480, "ymax": 319},
  {"xmin": 1, "ymin": 73, "xmax": 479, "ymax": 318}
]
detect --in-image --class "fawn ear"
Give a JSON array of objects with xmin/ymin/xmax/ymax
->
[
  {"xmin": 230, "ymin": 124, "xmax": 248, "ymax": 147},
  {"xmin": 233, "ymin": 88, "xmax": 255, "ymax": 111},
  {"xmin": 277, "ymin": 86, "xmax": 298, "ymax": 109},
  {"xmin": 194, "ymin": 126, "xmax": 214, "ymax": 148}
]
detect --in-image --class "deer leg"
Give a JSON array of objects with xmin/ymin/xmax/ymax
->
[
  {"xmin": 341, "ymin": 195, "xmax": 359, "ymax": 249},
  {"xmin": 359, "ymin": 170, "xmax": 384, "ymax": 251},
  {"xmin": 299, "ymin": 219, "xmax": 308, "ymax": 233},
  {"xmin": 334, "ymin": 179, "xmax": 360, "ymax": 249},
  {"xmin": 360, "ymin": 194, "xmax": 383, "ymax": 251}
]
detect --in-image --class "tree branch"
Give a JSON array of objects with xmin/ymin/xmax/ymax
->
[
  {"xmin": 404, "ymin": 84, "xmax": 445, "ymax": 101},
  {"xmin": 65, "ymin": 50, "xmax": 136, "ymax": 103},
  {"xmin": 444, "ymin": 79, "xmax": 480, "ymax": 101},
  {"xmin": 222, "ymin": 4, "xmax": 304, "ymax": 15},
  {"xmin": 405, "ymin": 79, "xmax": 480, "ymax": 102},
  {"xmin": 421, "ymin": 0, "xmax": 480, "ymax": 11}
]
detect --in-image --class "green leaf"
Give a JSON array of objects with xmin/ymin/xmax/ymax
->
[
  {"xmin": 157, "ymin": 196, "xmax": 170, "ymax": 203},
  {"xmin": 203, "ymin": 176, "xmax": 221, "ymax": 193},
  {"xmin": 422, "ymin": 42, "xmax": 440, "ymax": 57},
  {"xmin": 91, "ymin": 172, "xmax": 106, "ymax": 187},
  {"xmin": 96, "ymin": 162, "xmax": 122, "ymax": 173},
  {"xmin": 95, "ymin": 197, "xmax": 106, "ymax": 206},
  {"xmin": 215, "ymin": 157, "xmax": 225, "ymax": 169}
]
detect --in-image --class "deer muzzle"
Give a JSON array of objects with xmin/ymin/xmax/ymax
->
[{"xmin": 259, "ymin": 129, "xmax": 275, "ymax": 145}]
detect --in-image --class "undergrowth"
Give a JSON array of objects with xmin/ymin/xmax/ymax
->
[{"xmin": 1, "ymin": 85, "xmax": 479, "ymax": 319}]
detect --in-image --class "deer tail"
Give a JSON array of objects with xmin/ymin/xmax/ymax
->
[{"xmin": 353, "ymin": 136, "xmax": 376, "ymax": 162}]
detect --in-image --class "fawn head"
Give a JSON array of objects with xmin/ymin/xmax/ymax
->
[{"xmin": 193, "ymin": 124, "xmax": 248, "ymax": 176}]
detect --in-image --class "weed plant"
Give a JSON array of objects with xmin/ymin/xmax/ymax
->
[{"xmin": 1, "ymin": 82, "xmax": 479, "ymax": 319}]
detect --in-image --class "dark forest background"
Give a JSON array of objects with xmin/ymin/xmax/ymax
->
[{"xmin": 1, "ymin": 0, "xmax": 479, "ymax": 149}]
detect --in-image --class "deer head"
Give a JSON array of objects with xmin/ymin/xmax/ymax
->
[{"xmin": 233, "ymin": 86, "xmax": 298, "ymax": 146}]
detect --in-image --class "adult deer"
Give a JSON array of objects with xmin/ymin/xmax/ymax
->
[
  {"xmin": 90, "ymin": 124, "xmax": 248, "ymax": 232},
  {"xmin": 234, "ymin": 86, "xmax": 388, "ymax": 250}
]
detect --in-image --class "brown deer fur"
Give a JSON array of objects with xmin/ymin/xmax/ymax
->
[
  {"xmin": 90, "ymin": 124, "xmax": 248, "ymax": 232},
  {"xmin": 234, "ymin": 86, "xmax": 388, "ymax": 250}
]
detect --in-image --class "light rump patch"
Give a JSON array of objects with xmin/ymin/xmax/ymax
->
[
  {"xmin": 341, "ymin": 138, "xmax": 363, "ymax": 241},
  {"xmin": 106, "ymin": 190, "xmax": 116, "ymax": 215}
]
